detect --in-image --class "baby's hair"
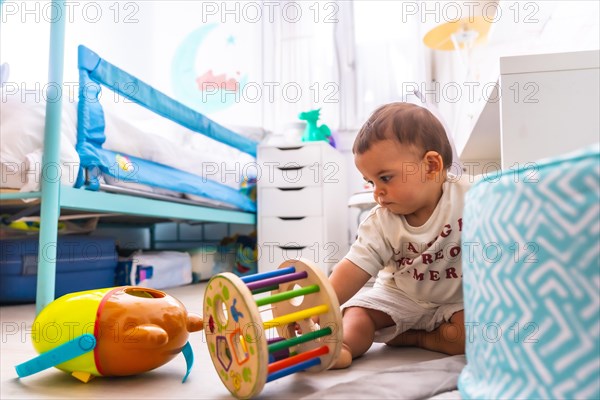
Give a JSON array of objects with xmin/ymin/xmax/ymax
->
[{"xmin": 353, "ymin": 102, "xmax": 453, "ymax": 169}]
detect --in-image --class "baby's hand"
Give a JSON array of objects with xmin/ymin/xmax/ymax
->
[{"xmin": 294, "ymin": 316, "xmax": 320, "ymax": 335}]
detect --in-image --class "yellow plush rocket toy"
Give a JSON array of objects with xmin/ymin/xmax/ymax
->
[{"xmin": 16, "ymin": 286, "xmax": 203, "ymax": 382}]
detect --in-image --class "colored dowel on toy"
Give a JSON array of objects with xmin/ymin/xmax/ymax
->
[
  {"xmin": 267, "ymin": 345, "xmax": 329, "ymax": 375},
  {"xmin": 241, "ymin": 266, "xmax": 296, "ymax": 284},
  {"xmin": 267, "ymin": 327, "xmax": 333, "ymax": 353},
  {"xmin": 251, "ymin": 285, "xmax": 279, "ymax": 295},
  {"xmin": 263, "ymin": 304, "xmax": 329, "ymax": 329},
  {"xmin": 246, "ymin": 271, "xmax": 308, "ymax": 291},
  {"xmin": 266, "ymin": 357, "xmax": 322, "ymax": 382},
  {"xmin": 256, "ymin": 284, "xmax": 320, "ymax": 307}
]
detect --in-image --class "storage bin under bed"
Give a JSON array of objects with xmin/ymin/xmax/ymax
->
[{"xmin": 0, "ymin": 236, "xmax": 117, "ymax": 304}]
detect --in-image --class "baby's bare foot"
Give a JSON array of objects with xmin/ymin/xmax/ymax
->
[{"xmin": 330, "ymin": 344, "xmax": 352, "ymax": 369}]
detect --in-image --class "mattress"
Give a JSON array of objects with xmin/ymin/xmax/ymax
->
[
  {"xmin": 458, "ymin": 144, "xmax": 600, "ymax": 399},
  {"xmin": 0, "ymin": 90, "xmax": 259, "ymax": 206}
]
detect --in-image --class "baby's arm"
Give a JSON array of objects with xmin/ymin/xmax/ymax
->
[{"xmin": 329, "ymin": 259, "xmax": 372, "ymax": 306}]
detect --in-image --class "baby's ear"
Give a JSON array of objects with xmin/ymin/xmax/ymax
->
[{"xmin": 423, "ymin": 151, "xmax": 444, "ymax": 175}]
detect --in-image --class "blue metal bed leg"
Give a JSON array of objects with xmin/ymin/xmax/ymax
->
[{"xmin": 36, "ymin": 0, "xmax": 66, "ymax": 314}]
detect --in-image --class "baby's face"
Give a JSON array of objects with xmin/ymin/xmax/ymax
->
[{"xmin": 355, "ymin": 139, "xmax": 441, "ymax": 225}]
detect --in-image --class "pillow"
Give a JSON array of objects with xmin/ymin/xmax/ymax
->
[{"xmin": 0, "ymin": 90, "xmax": 79, "ymax": 190}]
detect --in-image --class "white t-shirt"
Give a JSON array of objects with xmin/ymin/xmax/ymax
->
[{"xmin": 346, "ymin": 174, "xmax": 475, "ymax": 308}]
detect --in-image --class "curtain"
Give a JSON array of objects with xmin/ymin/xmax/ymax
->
[
  {"xmin": 262, "ymin": 1, "xmax": 339, "ymax": 134},
  {"xmin": 264, "ymin": 1, "xmax": 429, "ymax": 133},
  {"xmin": 351, "ymin": 1, "xmax": 429, "ymax": 128}
]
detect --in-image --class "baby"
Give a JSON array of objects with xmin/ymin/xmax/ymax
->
[{"xmin": 329, "ymin": 102, "xmax": 472, "ymax": 368}]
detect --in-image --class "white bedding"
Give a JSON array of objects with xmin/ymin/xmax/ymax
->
[
  {"xmin": 0, "ymin": 90, "xmax": 259, "ymax": 197},
  {"xmin": 1, "ymin": 92, "xmax": 79, "ymax": 191}
]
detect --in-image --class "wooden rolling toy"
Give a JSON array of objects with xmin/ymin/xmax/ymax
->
[{"xmin": 203, "ymin": 258, "xmax": 342, "ymax": 399}]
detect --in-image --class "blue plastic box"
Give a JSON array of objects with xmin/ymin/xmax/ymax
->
[{"xmin": 0, "ymin": 236, "xmax": 117, "ymax": 304}]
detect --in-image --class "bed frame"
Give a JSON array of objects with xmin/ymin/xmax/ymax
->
[
  {"xmin": 0, "ymin": 1, "xmax": 257, "ymax": 314},
  {"xmin": 75, "ymin": 45, "xmax": 257, "ymax": 212}
]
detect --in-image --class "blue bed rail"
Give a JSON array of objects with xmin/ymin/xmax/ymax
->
[{"xmin": 75, "ymin": 45, "xmax": 258, "ymax": 212}]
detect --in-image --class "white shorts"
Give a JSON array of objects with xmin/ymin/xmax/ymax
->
[{"xmin": 342, "ymin": 282, "xmax": 463, "ymax": 343}]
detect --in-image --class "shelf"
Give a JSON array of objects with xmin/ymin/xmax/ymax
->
[{"xmin": 0, "ymin": 186, "xmax": 256, "ymax": 225}]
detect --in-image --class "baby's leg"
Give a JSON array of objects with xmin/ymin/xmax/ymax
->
[
  {"xmin": 386, "ymin": 310, "xmax": 465, "ymax": 355},
  {"xmin": 332, "ymin": 306, "xmax": 395, "ymax": 369}
]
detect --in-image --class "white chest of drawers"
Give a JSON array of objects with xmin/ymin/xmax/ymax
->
[
  {"xmin": 499, "ymin": 50, "xmax": 600, "ymax": 169},
  {"xmin": 257, "ymin": 142, "xmax": 348, "ymax": 275}
]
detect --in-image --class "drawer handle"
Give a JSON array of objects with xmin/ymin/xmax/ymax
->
[
  {"xmin": 277, "ymin": 187, "xmax": 305, "ymax": 191},
  {"xmin": 277, "ymin": 165, "xmax": 305, "ymax": 171},
  {"xmin": 278, "ymin": 217, "xmax": 306, "ymax": 221},
  {"xmin": 278, "ymin": 245, "xmax": 307, "ymax": 251},
  {"xmin": 276, "ymin": 146, "xmax": 303, "ymax": 151}
]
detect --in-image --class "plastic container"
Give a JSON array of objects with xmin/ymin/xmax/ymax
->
[{"xmin": 0, "ymin": 236, "xmax": 117, "ymax": 304}]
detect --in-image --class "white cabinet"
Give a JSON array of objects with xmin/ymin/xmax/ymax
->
[
  {"xmin": 457, "ymin": 50, "xmax": 599, "ymax": 172},
  {"xmin": 257, "ymin": 142, "xmax": 348, "ymax": 275},
  {"xmin": 457, "ymin": 81, "xmax": 502, "ymax": 174},
  {"xmin": 499, "ymin": 50, "xmax": 600, "ymax": 169}
]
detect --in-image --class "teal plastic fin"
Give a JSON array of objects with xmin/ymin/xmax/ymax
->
[
  {"xmin": 181, "ymin": 341, "xmax": 194, "ymax": 383},
  {"xmin": 15, "ymin": 334, "xmax": 96, "ymax": 378}
]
